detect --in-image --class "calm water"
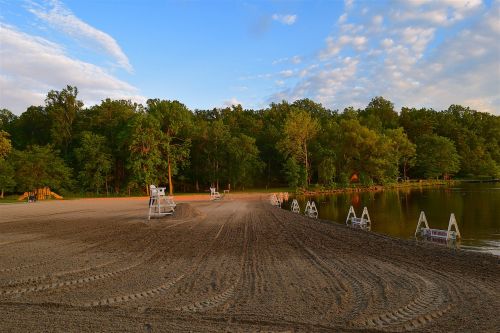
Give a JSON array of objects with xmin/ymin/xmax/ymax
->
[{"xmin": 291, "ymin": 182, "xmax": 500, "ymax": 256}]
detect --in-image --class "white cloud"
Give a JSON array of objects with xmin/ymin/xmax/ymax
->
[
  {"xmin": 28, "ymin": 0, "xmax": 133, "ymax": 72},
  {"xmin": 272, "ymin": 14, "xmax": 297, "ymax": 25},
  {"xmin": 0, "ymin": 24, "xmax": 144, "ymax": 114},
  {"xmin": 320, "ymin": 34, "xmax": 367, "ymax": 59},
  {"xmin": 291, "ymin": 55, "xmax": 302, "ymax": 64},
  {"xmin": 372, "ymin": 15, "xmax": 383, "ymax": 26},
  {"xmin": 223, "ymin": 97, "xmax": 242, "ymax": 107},
  {"xmin": 338, "ymin": 13, "xmax": 348, "ymax": 24},
  {"xmin": 269, "ymin": 0, "xmax": 499, "ymax": 115},
  {"xmin": 394, "ymin": 0, "xmax": 482, "ymax": 26},
  {"xmin": 280, "ymin": 69, "xmax": 295, "ymax": 78},
  {"xmin": 345, "ymin": 0, "xmax": 354, "ymax": 10},
  {"xmin": 272, "ymin": 55, "xmax": 302, "ymax": 65},
  {"xmin": 381, "ymin": 38, "xmax": 394, "ymax": 48}
]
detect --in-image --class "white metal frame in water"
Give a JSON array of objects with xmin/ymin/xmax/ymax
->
[
  {"xmin": 304, "ymin": 200, "xmax": 318, "ymax": 219},
  {"xmin": 345, "ymin": 205, "xmax": 371, "ymax": 230},
  {"xmin": 415, "ymin": 211, "xmax": 461, "ymax": 241}
]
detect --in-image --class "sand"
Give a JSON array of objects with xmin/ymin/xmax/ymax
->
[{"xmin": 0, "ymin": 194, "xmax": 498, "ymax": 332}]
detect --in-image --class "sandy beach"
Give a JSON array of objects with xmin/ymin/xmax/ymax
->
[{"xmin": 0, "ymin": 194, "xmax": 498, "ymax": 332}]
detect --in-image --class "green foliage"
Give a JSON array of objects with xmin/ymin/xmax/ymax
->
[
  {"xmin": 0, "ymin": 130, "xmax": 12, "ymax": 159},
  {"xmin": 11, "ymin": 145, "xmax": 73, "ymax": 191},
  {"xmin": 0, "ymin": 159, "xmax": 16, "ymax": 197},
  {"xmin": 278, "ymin": 109, "xmax": 319, "ymax": 185},
  {"xmin": 2, "ymin": 86, "xmax": 498, "ymax": 195},
  {"xmin": 147, "ymin": 99, "xmax": 193, "ymax": 194},
  {"xmin": 9, "ymin": 106, "xmax": 51, "ymax": 149},
  {"xmin": 74, "ymin": 132, "xmax": 112, "ymax": 194},
  {"xmin": 283, "ymin": 158, "xmax": 301, "ymax": 189},
  {"xmin": 127, "ymin": 113, "xmax": 166, "ymax": 190},
  {"xmin": 45, "ymin": 85, "xmax": 83, "ymax": 154},
  {"xmin": 416, "ymin": 135, "xmax": 460, "ymax": 179},
  {"xmin": 318, "ymin": 157, "xmax": 336, "ymax": 186},
  {"xmin": 0, "ymin": 109, "xmax": 17, "ymax": 132}
]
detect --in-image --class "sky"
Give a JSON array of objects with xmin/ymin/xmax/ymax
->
[{"xmin": 0, "ymin": 0, "xmax": 499, "ymax": 115}]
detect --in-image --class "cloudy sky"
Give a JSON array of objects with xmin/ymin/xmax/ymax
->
[{"xmin": 0, "ymin": 0, "xmax": 499, "ymax": 115}]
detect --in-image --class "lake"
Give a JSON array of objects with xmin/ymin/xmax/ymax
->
[{"xmin": 291, "ymin": 182, "xmax": 500, "ymax": 256}]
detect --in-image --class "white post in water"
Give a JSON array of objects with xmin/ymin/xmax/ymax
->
[
  {"xmin": 415, "ymin": 211, "xmax": 430, "ymax": 237},
  {"xmin": 447, "ymin": 213, "xmax": 461, "ymax": 241}
]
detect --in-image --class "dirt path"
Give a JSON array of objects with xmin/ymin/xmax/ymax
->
[{"xmin": 0, "ymin": 195, "xmax": 498, "ymax": 332}]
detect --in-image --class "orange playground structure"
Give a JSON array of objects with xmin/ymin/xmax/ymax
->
[{"xmin": 18, "ymin": 187, "xmax": 63, "ymax": 201}]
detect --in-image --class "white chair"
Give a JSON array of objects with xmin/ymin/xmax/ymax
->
[
  {"xmin": 148, "ymin": 185, "xmax": 175, "ymax": 220},
  {"xmin": 210, "ymin": 187, "xmax": 222, "ymax": 200}
]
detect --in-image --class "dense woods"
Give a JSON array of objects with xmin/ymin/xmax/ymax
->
[{"xmin": 0, "ymin": 85, "xmax": 499, "ymax": 196}]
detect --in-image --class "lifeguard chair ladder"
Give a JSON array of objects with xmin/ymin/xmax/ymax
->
[{"xmin": 345, "ymin": 206, "xmax": 371, "ymax": 230}]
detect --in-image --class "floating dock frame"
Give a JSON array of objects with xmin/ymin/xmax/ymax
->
[
  {"xmin": 291, "ymin": 199, "xmax": 300, "ymax": 213},
  {"xmin": 345, "ymin": 206, "xmax": 371, "ymax": 230},
  {"xmin": 304, "ymin": 201, "xmax": 318, "ymax": 219},
  {"xmin": 415, "ymin": 211, "xmax": 461, "ymax": 241}
]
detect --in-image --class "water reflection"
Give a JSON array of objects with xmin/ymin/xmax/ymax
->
[{"xmin": 291, "ymin": 182, "xmax": 500, "ymax": 256}]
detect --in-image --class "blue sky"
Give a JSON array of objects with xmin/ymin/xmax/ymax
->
[{"xmin": 1, "ymin": 0, "xmax": 499, "ymax": 115}]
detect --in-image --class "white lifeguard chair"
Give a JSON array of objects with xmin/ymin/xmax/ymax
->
[
  {"xmin": 210, "ymin": 187, "xmax": 222, "ymax": 200},
  {"xmin": 345, "ymin": 206, "xmax": 371, "ymax": 230},
  {"xmin": 304, "ymin": 200, "xmax": 318, "ymax": 219},
  {"xmin": 415, "ymin": 211, "xmax": 461, "ymax": 241},
  {"xmin": 148, "ymin": 185, "xmax": 175, "ymax": 220},
  {"xmin": 270, "ymin": 193, "xmax": 281, "ymax": 207},
  {"xmin": 291, "ymin": 199, "xmax": 300, "ymax": 213}
]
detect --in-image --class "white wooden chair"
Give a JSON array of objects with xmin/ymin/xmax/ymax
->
[{"xmin": 210, "ymin": 187, "xmax": 222, "ymax": 200}]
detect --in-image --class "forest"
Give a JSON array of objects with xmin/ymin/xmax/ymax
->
[{"xmin": 0, "ymin": 85, "xmax": 499, "ymax": 197}]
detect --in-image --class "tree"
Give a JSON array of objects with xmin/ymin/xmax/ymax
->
[
  {"xmin": 74, "ymin": 132, "xmax": 112, "ymax": 194},
  {"xmin": 0, "ymin": 131, "xmax": 15, "ymax": 198},
  {"xmin": 11, "ymin": 145, "xmax": 73, "ymax": 192},
  {"xmin": 386, "ymin": 127, "xmax": 416, "ymax": 180},
  {"xmin": 0, "ymin": 109, "xmax": 17, "ymax": 132},
  {"xmin": 147, "ymin": 99, "xmax": 192, "ymax": 195},
  {"xmin": 226, "ymin": 134, "xmax": 264, "ymax": 188},
  {"xmin": 335, "ymin": 119, "xmax": 397, "ymax": 184},
  {"xmin": 283, "ymin": 158, "xmax": 303, "ymax": 188},
  {"xmin": 127, "ymin": 113, "xmax": 166, "ymax": 193},
  {"xmin": 45, "ymin": 85, "xmax": 83, "ymax": 154},
  {"xmin": 278, "ymin": 109, "xmax": 319, "ymax": 186},
  {"xmin": 361, "ymin": 96, "xmax": 399, "ymax": 130},
  {"xmin": 0, "ymin": 159, "xmax": 15, "ymax": 198},
  {"xmin": 416, "ymin": 134, "xmax": 460, "ymax": 179},
  {"xmin": 78, "ymin": 99, "xmax": 138, "ymax": 192},
  {"xmin": 9, "ymin": 106, "xmax": 51, "ymax": 149},
  {"xmin": 0, "ymin": 131, "xmax": 12, "ymax": 159}
]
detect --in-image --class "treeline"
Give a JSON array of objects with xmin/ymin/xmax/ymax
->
[{"xmin": 0, "ymin": 85, "xmax": 499, "ymax": 197}]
